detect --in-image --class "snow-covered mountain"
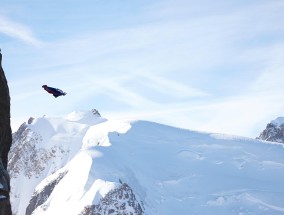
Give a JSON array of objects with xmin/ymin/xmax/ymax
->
[
  {"xmin": 258, "ymin": 117, "xmax": 284, "ymax": 143},
  {"xmin": 8, "ymin": 110, "xmax": 284, "ymax": 215}
]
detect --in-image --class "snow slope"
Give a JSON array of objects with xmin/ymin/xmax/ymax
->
[{"xmin": 8, "ymin": 110, "xmax": 284, "ymax": 215}]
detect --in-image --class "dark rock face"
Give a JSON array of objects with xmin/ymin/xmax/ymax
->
[
  {"xmin": 80, "ymin": 183, "xmax": 144, "ymax": 215},
  {"xmin": 8, "ymin": 123, "xmax": 58, "ymax": 179},
  {"xmin": 0, "ymin": 50, "xmax": 12, "ymax": 214},
  {"xmin": 91, "ymin": 109, "xmax": 101, "ymax": 117},
  {"xmin": 257, "ymin": 121, "xmax": 284, "ymax": 143},
  {"xmin": 25, "ymin": 171, "xmax": 67, "ymax": 215}
]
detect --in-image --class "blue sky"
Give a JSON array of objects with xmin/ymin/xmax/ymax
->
[{"xmin": 1, "ymin": 0, "xmax": 284, "ymax": 137}]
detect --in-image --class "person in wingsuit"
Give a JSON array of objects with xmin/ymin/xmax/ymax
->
[{"xmin": 42, "ymin": 85, "xmax": 66, "ymax": 98}]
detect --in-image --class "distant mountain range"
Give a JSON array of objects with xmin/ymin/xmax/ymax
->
[{"xmin": 8, "ymin": 110, "xmax": 284, "ymax": 215}]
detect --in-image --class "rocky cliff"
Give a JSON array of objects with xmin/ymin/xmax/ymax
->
[
  {"xmin": 257, "ymin": 117, "xmax": 284, "ymax": 143},
  {"xmin": 80, "ymin": 183, "xmax": 144, "ymax": 215},
  {"xmin": 0, "ymin": 49, "xmax": 12, "ymax": 214}
]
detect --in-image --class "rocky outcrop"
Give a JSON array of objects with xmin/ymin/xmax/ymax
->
[
  {"xmin": 25, "ymin": 171, "xmax": 67, "ymax": 215},
  {"xmin": 8, "ymin": 117, "xmax": 76, "ymax": 214},
  {"xmin": 0, "ymin": 49, "xmax": 12, "ymax": 214},
  {"xmin": 91, "ymin": 109, "xmax": 101, "ymax": 117},
  {"xmin": 8, "ymin": 123, "xmax": 58, "ymax": 179},
  {"xmin": 80, "ymin": 183, "xmax": 144, "ymax": 215},
  {"xmin": 257, "ymin": 117, "xmax": 284, "ymax": 143}
]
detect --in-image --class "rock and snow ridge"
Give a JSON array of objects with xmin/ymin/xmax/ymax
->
[
  {"xmin": 258, "ymin": 117, "xmax": 284, "ymax": 143},
  {"xmin": 8, "ymin": 110, "xmax": 284, "ymax": 215}
]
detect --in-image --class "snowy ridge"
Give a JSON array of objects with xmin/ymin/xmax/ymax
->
[
  {"xmin": 8, "ymin": 109, "xmax": 105, "ymax": 215},
  {"xmin": 271, "ymin": 117, "xmax": 284, "ymax": 128},
  {"xmin": 8, "ymin": 110, "xmax": 284, "ymax": 215}
]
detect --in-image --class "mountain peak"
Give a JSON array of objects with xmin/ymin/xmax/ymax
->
[
  {"xmin": 258, "ymin": 117, "xmax": 284, "ymax": 143},
  {"xmin": 64, "ymin": 109, "xmax": 105, "ymax": 125},
  {"xmin": 271, "ymin": 117, "xmax": 284, "ymax": 128}
]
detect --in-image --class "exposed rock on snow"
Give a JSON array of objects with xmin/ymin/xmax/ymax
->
[
  {"xmin": 258, "ymin": 117, "xmax": 284, "ymax": 143},
  {"xmin": 80, "ymin": 183, "xmax": 144, "ymax": 215},
  {"xmin": 25, "ymin": 171, "xmax": 67, "ymax": 215},
  {"xmin": 9, "ymin": 123, "xmax": 61, "ymax": 179}
]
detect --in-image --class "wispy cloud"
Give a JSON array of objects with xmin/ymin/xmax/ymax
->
[
  {"xmin": 0, "ymin": 15, "xmax": 42, "ymax": 46},
  {"xmin": 6, "ymin": 0, "xmax": 284, "ymax": 137},
  {"xmin": 248, "ymin": 44, "xmax": 284, "ymax": 93},
  {"xmin": 137, "ymin": 74, "xmax": 209, "ymax": 98}
]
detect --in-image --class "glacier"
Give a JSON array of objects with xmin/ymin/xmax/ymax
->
[{"xmin": 8, "ymin": 109, "xmax": 284, "ymax": 215}]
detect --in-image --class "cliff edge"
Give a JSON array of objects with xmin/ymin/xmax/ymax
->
[{"xmin": 0, "ymin": 49, "xmax": 12, "ymax": 215}]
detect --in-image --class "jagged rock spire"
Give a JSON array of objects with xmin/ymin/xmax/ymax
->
[{"xmin": 0, "ymin": 49, "xmax": 13, "ymax": 215}]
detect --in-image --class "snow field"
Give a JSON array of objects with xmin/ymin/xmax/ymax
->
[{"xmin": 9, "ymin": 111, "xmax": 284, "ymax": 215}]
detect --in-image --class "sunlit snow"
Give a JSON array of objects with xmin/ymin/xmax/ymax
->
[{"xmin": 9, "ymin": 110, "xmax": 284, "ymax": 215}]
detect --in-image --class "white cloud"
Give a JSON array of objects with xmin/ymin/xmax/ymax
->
[
  {"xmin": 248, "ymin": 44, "xmax": 284, "ymax": 93},
  {"xmin": 0, "ymin": 15, "xmax": 42, "ymax": 46},
  {"xmin": 6, "ymin": 0, "xmax": 284, "ymax": 138}
]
